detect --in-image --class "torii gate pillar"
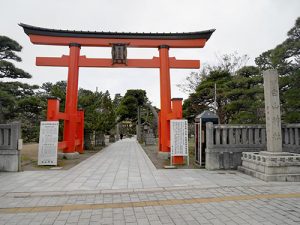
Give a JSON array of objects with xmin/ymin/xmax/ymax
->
[
  {"xmin": 159, "ymin": 45, "xmax": 171, "ymax": 153},
  {"xmin": 64, "ymin": 43, "xmax": 82, "ymax": 153},
  {"xmin": 46, "ymin": 43, "xmax": 84, "ymax": 155},
  {"xmin": 159, "ymin": 45, "xmax": 183, "ymax": 164}
]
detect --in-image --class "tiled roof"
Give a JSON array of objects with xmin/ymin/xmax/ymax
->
[{"xmin": 19, "ymin": 23, "xmax": 215, "ymax": 40}]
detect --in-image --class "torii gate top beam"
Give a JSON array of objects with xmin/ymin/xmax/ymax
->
[{"xmin": 19, "ymin": 23, "xmax": 215, "ymax": 48}]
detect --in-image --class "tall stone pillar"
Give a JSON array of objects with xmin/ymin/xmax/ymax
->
[
  {"xmin": 264, "ymin": 69, "xmax": 282, "ymax": 153},
  {"xmin": 239, "ymin": 69, "xmax": 300, "ymax": 182}
]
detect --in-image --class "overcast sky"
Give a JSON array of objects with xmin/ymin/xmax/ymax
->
[{"xmin": 1, "ymin": 0, "xmax": 299, "ymax": 107}]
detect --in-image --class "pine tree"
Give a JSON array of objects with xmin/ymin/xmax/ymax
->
[
  {"xmin": 0, "ymin": 36, "xmax": 31, "ymax": 79},
  {"xmin": 255, "ymin": 17, "xmax": 300, "ymax": 122},
  {"xmin": 0, "ymin": 36, "xmax": 34, "ymax": 124}
]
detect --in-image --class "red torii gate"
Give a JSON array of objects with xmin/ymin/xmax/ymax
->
[{"xmin": 20, "ymin": 23, "xmax": 214, "ymax": 164}]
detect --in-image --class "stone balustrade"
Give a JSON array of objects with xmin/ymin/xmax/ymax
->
[
  {"xmin": 0, "ymin": 122, "xmax": 21, "ymax": 172},
  {"xmin": 241, "ymin": 152, "xmax": 300, "ymax": 167},
  {"xmin": 205, "ymin": 122, "xmax": 300, "ymax": 170},
  {"xmin": 282, "ymin": 124, "xmax": 300, "ymax": 153}
]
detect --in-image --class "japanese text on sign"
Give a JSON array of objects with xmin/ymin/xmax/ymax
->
[
  {"xmin": 38, "ymin": 121, "xmax": 59, "ymax": 165},
  {"xmin": 170, "ymin": 120, "xmax": 188, "ymax": 156}
]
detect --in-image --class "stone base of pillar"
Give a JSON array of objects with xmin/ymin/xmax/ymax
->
[
  {"xmin": 157, "ymin": 152, "xmax": 169, "ymax": 160},
  {"xmin": 0, "ymin": 150, "xmax": 20, "ymax": 172},
  {"xmin": 58, "ymin": 152, "xmax": 80, "ymax": 160},
  {"xmin": 238, "ymin": 151, "xmax": 300, "ymax": 182}
]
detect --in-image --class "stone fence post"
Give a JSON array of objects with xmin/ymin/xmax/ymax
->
[
  {"xmin": 205, "ymin": 122, "xmax": 219, "ymax": 170},
  {"xmin": 0, "ymin": 122, "xmax": 21, "ymax": 172},
  {"xmin": 206, "ymin": 122, "xmax": 214, "ymax": 149}
]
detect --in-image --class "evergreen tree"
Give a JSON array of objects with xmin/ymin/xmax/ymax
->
[
  {"xmin": 41, "ymin": 81, "xmax": 67, "ymax": 112},
  {"xmin": 191, "ymin": 70, "xmax": 232, "ymax": 123},
  {"xmin": 78, "ymin": 89, "xmax": 116, "ymax": 134},
  {"xmin": 255, "ymin": 17, "xmax": 299, "ymax": 75},
  {"xmin": 183, "ymin": 18, "xmax": 300, "ymax": 124},
  {"xmin": 0, "ymin": 36, "xmax": 45, "ymax": 141},
  {"xmin": 117, "ymin": 89, "xmax": 147, "ymax": 122},
  {"xmin": 255, "ymin": 17, "xmax": 300, "ymax": 122},
  {"xmin": 183, "ymin": 65, "xmax": 264, "ymax": 124},
  {"xmin": 0, "ymin": 36, "xmax": 31, "ymax": 79},
  {"xmin": 113, "ymin": 93, "xmax": 122, "ymax": 109},
  {"xmin": 0, "ymin": 36, "xmax": 34, "ymax": 123},
  {"xmin": 177, "ymin": 52, "xmax": 249, "ymax": 94},
  {"xmin": 224, "ymin": 66, "xmax": 264, "ymax": 124}
]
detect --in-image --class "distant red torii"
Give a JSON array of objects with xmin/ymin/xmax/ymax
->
[{"xmin": 20, "ymin": 23, "xmax": 215, "ymax": 164}]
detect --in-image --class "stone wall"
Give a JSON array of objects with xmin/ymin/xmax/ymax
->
[
  {"xmin": 0, "ymin": 122, "xmax": 21, "ymax": 172},
  {"xmin": 205, "ymin": 122, "xmax": 300, "ymax": 170}
]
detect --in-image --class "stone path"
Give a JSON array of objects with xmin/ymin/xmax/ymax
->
[
  {"xmin": 0, "ymin": 139, "xmax": 267, "ymax": 193},
  {"xmin": 0, "ymin": 138, "xmax": 299, "ymax": 224}
]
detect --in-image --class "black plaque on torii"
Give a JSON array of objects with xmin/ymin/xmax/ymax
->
[{"xmin": 111, "ymin": 43, "xmax": 127, "ymax": 64}]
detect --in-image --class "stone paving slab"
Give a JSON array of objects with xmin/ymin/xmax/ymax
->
[
  {"xmin": 1, "ymin": 191, "xmax": 300, "ymax": 214},
  {"xmin": 0, "ymin": 184, "xmax": 300, "ymax": 209},
  {"xmin": 0, "ymin": 195, "xmax": 299, "ymax": 225},
  {"xmin": 0, "ymin": 139, "xmax": 268, "ymax": 194},
  {"xmin": 0, "ymin": 138, "xmax": 299, "ymax": 224}
]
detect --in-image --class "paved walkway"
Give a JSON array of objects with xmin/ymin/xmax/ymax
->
[
  {"xmin": 0, "ymin": 139, "xmax": 267, "ymax": 193},
  {"xmin": 0, "ymin": 139, "xmax": 300, "ymax": 225}
]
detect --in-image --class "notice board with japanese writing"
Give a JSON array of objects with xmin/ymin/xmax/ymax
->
[
  {"xmin": 38, "ymin": 121, "xmax": 59, "ymax": 165},
  {"xmin": 170, "ymin": 120, "xmax": 188, "ymax": 156}
]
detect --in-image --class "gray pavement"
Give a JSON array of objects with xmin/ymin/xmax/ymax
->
[
  {"xmin": 0, "ymin": 138, "xmax": 299, "ymax": 225},
  {"xmin": 0, "ymin": 139, "xmax": 268, "ymax": 193}
]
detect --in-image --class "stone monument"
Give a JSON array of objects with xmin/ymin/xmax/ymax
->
[{"xmin": 239, "ymin": 69, "xmax": 300, "ymax": 181}]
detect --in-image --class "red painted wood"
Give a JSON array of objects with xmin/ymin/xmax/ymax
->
[
  {"xmin": 63, "ymin": 45, "xmax": 81, "ymax": 153},
  {"xmin": 29, "ymin": 34, "xmax": 207, "ymax": 48},
  {"xmin": 36, "ymin": 56, "xmax": 200, "ymax": 69}
]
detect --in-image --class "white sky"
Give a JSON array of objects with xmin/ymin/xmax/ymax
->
[{"xmin": 1, "ymin": 0, "xmax": 299, "ymax": 107}]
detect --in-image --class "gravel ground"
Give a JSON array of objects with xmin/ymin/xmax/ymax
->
[{"xmin": 21, "ymin": 143, "xmax": 105, "ymax": 171}]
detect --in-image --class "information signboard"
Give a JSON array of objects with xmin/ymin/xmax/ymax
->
[
  {"xmin": 170, "ymin": 119, "xmax": 188, "ymax": 159},
  {"xmin": 38, "ymin": 121, "xmax": 59, "ymax": 165}
]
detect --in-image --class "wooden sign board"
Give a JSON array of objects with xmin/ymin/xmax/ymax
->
[
  {"xmin": 170, "ymin": 120, "xmax": 188, "ymax": 156},
  {"xmin": 38, "ymin": 121, "xmax": 59, "ymax": 165}
]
